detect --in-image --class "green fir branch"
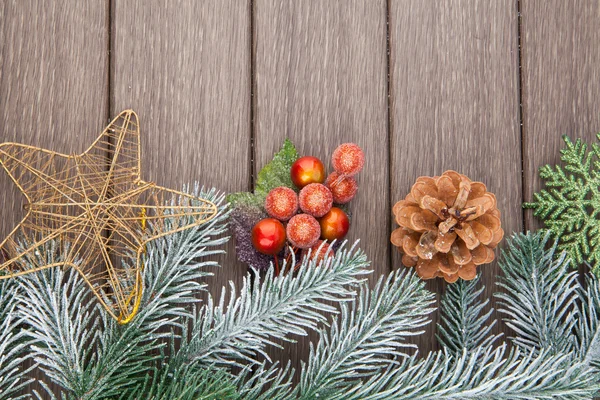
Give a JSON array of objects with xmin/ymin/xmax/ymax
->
[
  {"xmin": 182, "ymin": 243, "xmax": 370, "ymax": 368},
  {"xmin": 344, "ymin": 345, "xmax": 599, "ymax": 400},
  {"xmin": 227, "ymin": 139, "xmax": 298, "ymax": 208},
  {"xmin": 118, "ymin": 363, "xmax": 240, "ymax": 400},
  {"xmin": 294, "ymin": 269, "xmax": 435, "ymax": 399},
  {"xmin": 437, "ymin": 273, "xmax": 499, "ymax": 352},
  {"xmin": 496, "ymin": 231, "xmax": 579, "ymax": 355},
  {"xmin": 0, "ymin": 279, "xmax": 34, "ymax": 400}
]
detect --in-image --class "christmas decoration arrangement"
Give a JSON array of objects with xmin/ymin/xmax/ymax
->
[
  {"xmin": 227, "ymin": 140, "xmax": 363, "ymax": 273},
  {"xmin": 0, "ymin": 122, "xmax": 599, "ymax": 399}
]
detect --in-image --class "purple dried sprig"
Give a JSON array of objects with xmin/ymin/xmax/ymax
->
[{"xmin": 230, "ymin": 205, "xmax": 281, "ymax": 271}]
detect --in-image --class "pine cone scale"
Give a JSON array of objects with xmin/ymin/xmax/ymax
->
[
  {"xmin": 435, "ymin": 175, "xmax": 458, "ymax": 206},
  {"xmin": 470, "ymin": 221, "xmax": 493, "ymax": 245},
  {"xmin": 403, "ymin": 233, "xmax": 419, "ymax": 257},
  {"xmin": 416, "ymin": 231, "xmax": 437, "ymax": 260},
  {"xmin": 455, "ymin": 225, "xmax": 479, "ymax": 250},
  {"xmin": 434, "ymin": 231, "xmax": 456, "ymax": 253},
  {"xmin": 451, "ymin": 241, "xmax": 472, "ymax": 265}
]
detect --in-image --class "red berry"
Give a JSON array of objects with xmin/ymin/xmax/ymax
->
[
  {"xmin": 291, "ymin": 156, "xmax": 326, "ymax": 188},
  {"xmin": 319, "ymin": 207, "xmax": 350, "ymax": 241},
  {"xmin": 331, "ymin": 143, "xmax": 364, "ymax": 176},
  {"xmin": 252, "ymin": 218, "xmax": 286, "ymax": 255},
  {"xmin": 299, "ymin": 183, "xmax": 333, "ymax": 218},
  {"xmin": 286, "ymin": 214, "xmax": 321, "ymax": 249},
  {"xmin": 265, "ymin": 187, "xmax": 298, "ymax": 221},
  {"xmin": 325, "ymin": 172, "xmax": 358, "ymax": 204},
  {"xmin": 303, "ymin": 240, "xmax": 335, "ymax": 264}
]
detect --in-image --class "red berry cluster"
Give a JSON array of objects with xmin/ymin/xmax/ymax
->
[{"xmin": 251, "ymin": 143, "xmax": 365, "ymax": 265}]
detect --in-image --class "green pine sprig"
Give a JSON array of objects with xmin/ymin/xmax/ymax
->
[
  {"xmin": 437, "ymin": 273, "xmax": 500, "ymax": 352},
  {"xmin": 525, "ymin": 133, "xmax": 600, "ymax": 275},
  {"xmin": 227, "ymin": 139, "xmax": 298, "ymax": 208}
]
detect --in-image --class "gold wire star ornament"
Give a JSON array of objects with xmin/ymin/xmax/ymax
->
[{"xmin": 0, "ymin": 110, "xmax": 217, "ymax": 324}]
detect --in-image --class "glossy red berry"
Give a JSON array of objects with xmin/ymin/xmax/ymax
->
[
  {"xmin": 325, "ymin": 171, "xmax": 358, "ymax": 204},
  {"xmin": 331, "ymin": 143, "xmax": 364, "ymax": 176},
  {"xmin": 299, "ymin": 183, "xmax": 333, "ymax": 218},
  {"xmin": 290, "ymin": 156, "xmax": 326, "ymax": 188},
  {"xmin": 286, "ymin": 214, "xmax": 321, "ymax": 249},
  {"xmin": 251, "ymin": 218, "xmax": 286, "ymax": 255},
  {"xmin": 319, "ymin": 207, "xmax": 350, "ymax": 241},
  {"xmin": 265, "ymin": 186, "xmax": 298, "ymax": 221},
  {"xmin": 303, "ymin": 240, "xmax": 335, "ymax": 264}
]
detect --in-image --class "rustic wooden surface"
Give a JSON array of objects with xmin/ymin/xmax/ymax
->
[
  {"xmin": 254, "ymin": 0, "xmax": 389, "ymax": 371},
  {"xmin": 0, "ymin": 0, "xmax": 598, "ymax": 396},
  {"xmin": 111, "ymin": 0, "xmax": 251, "ymax": 316},
  {"xmin": 389, "ymin": 0, "xmax": 522, "ymax": 354},
  {"xmin": 0, "ymin": 0, "xmax": 109, "ymax": 257},
  {"xmin": 0, "ymin": 1, "xmax": 109, "ymax": 395},
  {"xmin": 521, "ymin": 0, "xmax": 600, "ymax": 231}
]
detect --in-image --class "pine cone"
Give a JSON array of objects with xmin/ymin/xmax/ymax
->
[{"xmin": 391, "ymin": 171, "xmax": 503, "ymax": 283}]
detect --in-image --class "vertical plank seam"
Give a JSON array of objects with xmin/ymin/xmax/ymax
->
[
  {"xmin": 517, "ymin": 0, "xmax": 526, "ymax": 232},
  {"xmin": 249, "ymin": 0, "xmax": 256, "ymax": 190},
  {"xmin": 385, "ymin": 0, "xmax": 393, "ymax": 273},
  {"xmin": 105, "ymin": 0, "xmax": 114, "ymax": 260},
  {"xmin": 107, "ymin": 0, "xmax": 113, "ymax": 125}
]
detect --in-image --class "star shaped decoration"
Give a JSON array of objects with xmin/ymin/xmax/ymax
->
[{"xmin": 0, "ymin": 110, "xmax": 217, "ymax": 324}]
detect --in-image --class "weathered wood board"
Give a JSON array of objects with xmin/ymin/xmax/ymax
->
[
  {"xmin": 0, "ymin": 1, "xmax": 109, "ymax": 395},
  {"xmin": 389, "ymin": 0, "xmax": 522, "ymax": 353},
  {"xmin": 111, "ymin": 0, "xmax": 252, "ymax": 306},
  {"xmin": 1, "ymin": 0, "xmax": 599, "ymax": 396},
  {"xmin": 254, "ymin": 0, "xmax": 389, "ymax": 376},
  {"xmin": 521, "ymin": 1, "xmax": 600, "ymax": 231}
]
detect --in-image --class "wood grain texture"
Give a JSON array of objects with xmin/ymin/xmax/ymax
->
[
  {"xmin": 521, "ymin": 1, "xmax": 600, "ymax": 231},
  {"xmin": 389, "ymin": 0, "xmax": 522, "ymax": 354},
  {"xmin": 0, "ymin": 1, "xmax": 109, "ymax": 395},
  {"xmin": 254, "ymin": 0, "xmax": 389, "ymax": 377},
  {"xmin": 0, "ymin": 0, "xmax": 109, "ymax": 254},
  {"xmin": 111, "ymin": 0, "xmax": 251, "ymax": 311}
]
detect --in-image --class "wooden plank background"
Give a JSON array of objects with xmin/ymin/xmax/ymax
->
[
  {"xmin": 389, "ymin": 0, "xmax": 521, "ymax": 353},
  {"xmin": 0, "ymin": 0, "xmax": 598, "ymax": 396}
]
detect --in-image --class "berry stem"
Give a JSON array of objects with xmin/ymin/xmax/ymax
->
[
  {"xmin": 285, "ymin": 246, "xmax": 299, "ymax": 265},
  {"xmin": 274, "ymin": 256, "xmax": 280, "ymax": 276}
]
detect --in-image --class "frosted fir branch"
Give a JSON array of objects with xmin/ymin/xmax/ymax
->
[
  {"xmin": 182, "ymin": 242, "xmax": 371, "ymax": 368},
  {"xmin": 343, "ymin": 344, "xmax": 599, "ymax": 400},
  {"xmin": 73, "ymin": 187, "xmax": 232, "ymax": 399},
  {"xmin": 117, "ymin": 362, "xmax": 240, "ymax": 400},
  {"xmin": 18, "ymin": 266, "xmax": 158, "ymax": 400},
  {"xmin": 437, "ymin": 273, "xmax": 500, "ymax": 352},
  {"xmin": 0, "ymin": 279, "xmax": 34, "ymax": 400},
  {"xmin": 18, "ymin": 186, "xmax": 231, "ymax": 399},
  {"xmin": 496, "ymin": 231, "xmax": 579, "ymax": 355},
  {"xmin": 136, "ymin": 186, "xmax": 230, "ymax": 334},
  {"xmin": 295, "ymin": 269, "xmax": 435, "ymax": 399},
  {"xmin": 17, "ymin": 267, "xmax": 101, "ymax": 398},
  {"xmin": 234, "ymin": 361, "xmax": 294, "ymax": 400},
  {"xmin": 576, "ymin": 274, "xmax": 600, "ymax": 368}
]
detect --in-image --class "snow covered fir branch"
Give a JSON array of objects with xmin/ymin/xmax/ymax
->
[{"xmin": 0, "ymin": 186, "xmax": 596, "ymax": 399}]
